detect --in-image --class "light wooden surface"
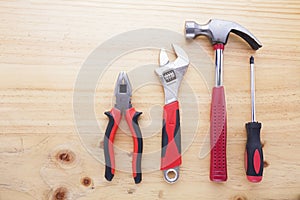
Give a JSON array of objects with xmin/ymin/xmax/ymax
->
[{"xmin": 0, "ymin": 1, "xmax": 300, "ymax": 200}]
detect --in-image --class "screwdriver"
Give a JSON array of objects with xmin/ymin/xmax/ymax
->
[{"xmin": 245, "ymin": 56, "xmax": 264, "ymax": 182}]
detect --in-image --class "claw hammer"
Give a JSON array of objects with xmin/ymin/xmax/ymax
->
[{"xmin": 184, "ymin": 19, "xmax": 262, "ymax": 182}]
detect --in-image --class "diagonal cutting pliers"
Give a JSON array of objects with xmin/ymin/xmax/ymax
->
[{"xmin": 103, "ymin": 72, "xmax": 143, "ymax": 184}]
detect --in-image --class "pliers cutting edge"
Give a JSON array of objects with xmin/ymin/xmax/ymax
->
[{"xmin": 104, "ymin": 72, "xmax": 143, "ymax": 184}]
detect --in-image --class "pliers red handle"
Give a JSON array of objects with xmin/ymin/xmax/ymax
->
[{"xmin": 103, "ymin": 72, "xmax": 143, "ymax": 184}]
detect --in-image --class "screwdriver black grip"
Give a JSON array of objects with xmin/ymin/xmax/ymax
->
[{"xmin": 245, "ymin": 122, "xmax": 263, "ymax": 182}]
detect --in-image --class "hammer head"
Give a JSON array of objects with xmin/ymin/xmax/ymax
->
[{"xmin": 185, "ymin": 19, "xmax": 262, "ymax": 50}]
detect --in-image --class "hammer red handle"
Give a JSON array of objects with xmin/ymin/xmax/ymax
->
[
  {"xmin": 161, "ymin": 101, "xmax": 182, "ymax": 170},
  {"xmin": 210, "ymin": 86, "xmax": 227, "ymax": 182}
]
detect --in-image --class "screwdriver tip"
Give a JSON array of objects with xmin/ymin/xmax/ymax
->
[{"xmin": 250, "ymin": 56, "xmax": 254, "ymax": 64}]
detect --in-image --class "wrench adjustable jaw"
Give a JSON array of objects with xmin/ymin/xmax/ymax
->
[{"xmin": 155, "ymin": 44, "xmax": 189, "ymax": 104}]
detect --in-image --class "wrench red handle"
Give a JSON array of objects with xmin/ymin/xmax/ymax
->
[
  {"xmin": 104, "ymin": 108, "xmax": 121, "ymax": 181},
  {"xmin": 245, "ymin": 122, "xmax": 263, "ymax": 182},
  {"xmin": 161, "ymin": 101, "xmax": 182, "ymax": 170},
  {"xmin": 126, "ymin": 107, "xmax": 143, "ymax": 184},
  {"xmin": 210, "ymin": 86, "xmax": 227, "ymax": 182}
]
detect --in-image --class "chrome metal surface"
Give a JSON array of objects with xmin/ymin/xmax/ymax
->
[
  {"xmin": 114, "ymin": 72, "xmax": 132, "ymax": 113},
  {"xmin": 215, "ymin": 48, "xmax": 223, "ymax": 87},
  {"xmin": 250, "ymin": 56, "xmax": 256, "ymax": 122},
  {"xmin": 185, "ymin": 19, "xmax": 262, "ymax": 50},
  {"xmin": 163, "ymin": 167, "xmax": 179, "ymax": 184},
  {"xmin": 155, "ymin": 44, "xmax": 190, "ymax": 104}
]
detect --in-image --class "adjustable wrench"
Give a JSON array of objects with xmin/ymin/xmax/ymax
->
[{"xmin": 155, "ymin": 44, "xmax": 189, "ymax": 183}]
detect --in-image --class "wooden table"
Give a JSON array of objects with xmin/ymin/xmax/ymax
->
[{"xmin": 0, "ymin": 1, "xmax": 299, "ymax": 199}]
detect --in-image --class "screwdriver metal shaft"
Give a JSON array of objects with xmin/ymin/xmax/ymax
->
[{"xmin": 250, "ymin": 56, "xmax": 256, "ymax": 122}]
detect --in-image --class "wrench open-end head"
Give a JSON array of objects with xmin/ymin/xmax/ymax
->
[{"xmin": 155, "ymin": 44, "xmax": 190, "ymax": 104}]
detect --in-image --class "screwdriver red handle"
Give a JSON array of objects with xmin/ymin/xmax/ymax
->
[
  {"xmin": 125, "ymin": 107, "xmax": 143, "ymax": 184},
  {"xmin": 210, "ymin": 86, "xmax": 227, "ymax": 182},
  {"xmin": 161, "ymin": 101, "xmax": 182, "ymax": 170},
  {"xmin": 245, "ymin": 122, "xmax": 263, "ymax": 182},
  {"xmin": 104, "ymin": 108, "xmax": 121, "ymax": 181}
]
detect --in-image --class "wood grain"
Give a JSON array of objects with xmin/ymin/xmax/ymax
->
[{"xmin": 0, "ymin": 0, "xmax": 299, "ymax": 199}]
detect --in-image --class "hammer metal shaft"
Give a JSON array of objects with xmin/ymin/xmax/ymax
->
[{"xmin": 215, "ymin": 45, "xmax": 224, "ymax": 87}]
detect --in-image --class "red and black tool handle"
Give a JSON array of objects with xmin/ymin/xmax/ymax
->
[
  {"xmin": 161, "ymin": 101, "xmax": 182, "ymax": 170},
  {"xmin": 104, "ymin": 107, "xmax": 143, "ymax": 184},
  {"xmin": 210, "ymin": 86, "xmax": 227, "ymax": 182},
  {"xmin": 245, "ymin": 122, "xmax": 263, "ymax": 182},
  {"xmin": 104, "ymin": 108, "xmax": 121, "ymax": 182},
  {"xmin": 125, "ymin": 107, "xmax": 143, "ymax": 184}
]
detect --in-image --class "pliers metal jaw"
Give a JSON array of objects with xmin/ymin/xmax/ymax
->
[
  {"xmin": 155, "ymin": 44, "xmax": 189, "ymax": 184},
  {"xmin": 104, "ymin": 72, "xmax": 143, "ymax": 184},
  {"xmin": 114, "ymin": 72, "xmax": 132, "ymax": 113}
]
